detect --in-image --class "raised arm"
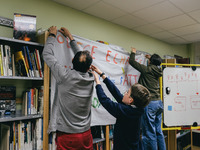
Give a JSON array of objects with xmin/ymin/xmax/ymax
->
[
  {"xmin": 59, "ymin": 27, "xmax": 80, "ymax": 54},
  {"xmin": 43, "ymin": 26, "xmax": 70, "ymax": 83},
  {"xmin": 91, "ymin": 65, "xmax": 123, "ymax": 103},
  {"xmin": 129, "ymin": 47, "xmax": 148, "ymax": 74},
  {"xmin": 92, "ymin": 71, "xmax": 122, "ymax": 118}
]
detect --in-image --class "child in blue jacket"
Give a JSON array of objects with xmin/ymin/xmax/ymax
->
[{"xmin": 91, "ymin": 65, "xmax": 151, "ymax": 150}]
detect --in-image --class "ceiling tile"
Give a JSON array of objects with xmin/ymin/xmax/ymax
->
[
  {"xmin": 112, "ymin": 14, "xmax": 148, "ymax": 29},
  {"xmin": 169, "ymin": 0, "xmax": 200, "ymax": 12},
  {"xmin": 189, "ymin": 9, "xmax": 200, "ymax": 23},
  {"xmin": 182, "ymin": 32, "xmax": 200, "ymax": 42},
  {"xmin": 102, "ymin": 0, "xmax": 165, "ymax": 13},
  {"xmin": 170, "ymin": 24, "xmax": 200, "ymax": 36},
  {"xmin": 154, "ymin": 14, "xmax": 196, "ymax": 30},
  {"xmin": 150, "ymin": 31, "xmax": 176, "ymax": 39},
  {"xmin": 133, "ymin": 1, "xmax": 183, "ymax": 22},
  {"xmin": 52, "ymin": 0, "xmax": 200, "ymax": 44},
  {"xmin": 82, "ymin": 1, "xmax": 126, "ymax": 21},
  {"xmin": 164, "ymin": 36, "xmax": 188, "ymax": 44},
  {"xmin": 133, "ymin": 24, "xmax": 163, "ymax": 35},
  {"xmin": 53, "ymin": 0, "xmax": 100, "ymax": 10}
]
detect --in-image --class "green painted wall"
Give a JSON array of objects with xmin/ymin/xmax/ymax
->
[{"xmin": 0, "ymin": 0, "xmax": 190, "ymax": 58}]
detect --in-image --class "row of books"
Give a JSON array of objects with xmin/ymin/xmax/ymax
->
[
  {"xmin": 0, "ymin": 119, "xmax": 43, "ymax": 150},
  {"xmin": 0, "ymin": 85, "xmax": 43, "ymax": 116},
  {"xmin": 93, "ymin": 141, "xmax": 104, "ymax": 150},
  {"xmin": 22, "ymin": 86, "xmax": 44, "ymax": 116},
  {"xmin": 93, "ymin": 141, "xmax": 113, "ymax": 150},
  {"xmin": 92, "ymin": 125, "xmax": 114, "ymax": 150},
  {"xmin": 0, "ymin": 44, "xmax": 43, "ymax": 78}
]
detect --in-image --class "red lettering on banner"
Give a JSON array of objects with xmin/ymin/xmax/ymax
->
[
  {"xmin": 123, "ymin": 74, "xmax": 129, "ymax": 86},
  {"xmin": 128, "ymin": 74, "xmax": 132, "ymax": 85},
  {"xmin": 120, "ymin": 56, "xmax": 126, "ymax": 64},
  {"xmin": 125, "ymin": 57, "xmax": 129, "ymax": 64},
  {"xmin": 91, "ymin": 46, "xmax": 97, "ymax": 59},
  {"xmin": 132, "ymin": 75, "xmax": 137, "ymax": 83},
  {"xmin": 83, "ymin": 45, "xmax": 90, "ymax": 50},
  {"xmin": 57, "ymin": 35, "xmax": 64, "ymax": 44},
  {"xmin": 123, "ymin": 74, "xmax": 138, "ymax": 86},
  {"xmin": 106, "ymin": 50, "xmax": 111, "ymax": 62},
  {"xmin": 77, "ymin": 42, "xmax": 83, "ymax": 46},
  {"xmin": 66, "ymin": 38, "xmax": 70, "ymax": 48},
  {"xmin": 113, "ymin": 53, "xmax": 118, "ymax": 64},
  {"xmin": 105, "ymin": 50, "xmax": 130, "ymax": 64}
]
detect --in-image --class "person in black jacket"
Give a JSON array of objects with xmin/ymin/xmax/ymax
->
[
  {"xmin": 91, "ymin": 65, "xmax": 151, "ymax": 150},
  {"xmin": 129, "ymin": 47, "xmax": 166, "ymax": 150}
]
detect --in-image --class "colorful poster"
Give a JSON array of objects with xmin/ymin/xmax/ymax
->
[{"xmin": 48, "ymin": 32, "xmax": 146, "ymax": 132}]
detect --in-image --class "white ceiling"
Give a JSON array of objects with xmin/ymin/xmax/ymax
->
[{"xmin": 53, "ymin": 0, "xmax": 200, "ymax": 45}]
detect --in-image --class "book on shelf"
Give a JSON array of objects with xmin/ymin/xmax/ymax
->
[
  {"xmin": 22, "ymin": 87, "xmax": 42, "ymax": 115},
  {"xmin": 22, "ymin": 91, "xmax": 28, "ymax": 115},
  {"xmin": 30, "ymin": 52, "xmax": 39, "ymax": 77},
  {"xmin": 15, "ymin": 50, "xmax": 29, "ymax": 77},
  {"xmin": 35, "ymin": 49, "xmax": 43, "ymax": 77},
  {"xmin": 25, "ymin": 46, "xmax": 34, "ymax": 77},
  {"xmin": 1, "ymin": 45, "xmax": 6, "ymax": 76},
  {"xmin": 0, "ymin": 45, "xmax": 13, "ymax": 76},
  {"xmin": 2, "ymin": 120, "xmax": 43, "ymax": 150},
  {"xmin": 93, "ymin": 141, "xmax": 104, "ymax": 150},
  {"xmin": 15, "ymin": 98, "xmax": 22, "ymax": 115},
  {"xmin": 13, "ymin": 13, "xmax": 37, "ymax": 42},
  {"xmin": 22, "ymin": 46, "xmax": 30, "ymax": 77},
  {"xmin": 0, "ymin": 86, "xmax": 16, "ymax": 116},
  {"xmin": 4, "ymin": 45, "xmax": 12, "ymax": 76},
  {"xmin": 0, "ymin": 123, "xmax": 10, "ymax": 150},
  {"xmin": 12, "ymin": 53, "xmax": 15, "ymax": 76},
  {"xmin": 0, "ymin": 45, "xmax": 3, "ymax": 76},
  {"xmin": 7, "ymin": 45, "xmax": 12, "ymax": 76}
]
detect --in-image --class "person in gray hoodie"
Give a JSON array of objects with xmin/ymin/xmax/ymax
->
[
  {"xmin": 129, "ymin": 47, "xmax": 166, "ymax": 150},
  {"xmin": 43, "ymin": 26, "xmax": 94, "ymax": 150}
]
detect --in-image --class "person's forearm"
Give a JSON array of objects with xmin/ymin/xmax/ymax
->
[
  {"xmin": 43, "ymin": 37, "xmax": 57, "ymax": 67},
  {"xmin": 70, "ymin": 40, "xmax": 80, "ymax": 54}
]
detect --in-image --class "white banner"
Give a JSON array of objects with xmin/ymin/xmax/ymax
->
[{"xmin": 48, "ymin": 32, "xmax": 146, "ymax": 132}]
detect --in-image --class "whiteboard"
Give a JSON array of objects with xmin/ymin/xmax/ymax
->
[{"xmin": 163, "ymin": 67, "xmax": 200, "ymax": 126}]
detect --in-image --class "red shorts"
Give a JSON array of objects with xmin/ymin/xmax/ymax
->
[{"xmin": 56, "ymin": 129, "xmax": 93, "ymax": 150}]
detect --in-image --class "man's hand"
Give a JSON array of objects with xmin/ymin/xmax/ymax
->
[
  {"xmin": 48, "ymin": 26, "xmax": 57, "ymax": 36},
  {"xmin": 59, "ymin": 27, "xmax": 74, "ymax": 41},
  {"xmin": 131, "ymin": 47, "xmax": 136, "ymax": 53}
]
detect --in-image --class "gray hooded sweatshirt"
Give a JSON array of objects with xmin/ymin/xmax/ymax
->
[{"xmin": 43, "ymin": 36, "xmax": 94, "ymax": 133}]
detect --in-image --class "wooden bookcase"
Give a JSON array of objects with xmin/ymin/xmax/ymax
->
[
  {"xmin": 37, "ymin": 31, "xmax": 50, "ymax": 150},
  {"xmin": 0, "ymin": 36, "xmax": 50, "ymax": 150}
]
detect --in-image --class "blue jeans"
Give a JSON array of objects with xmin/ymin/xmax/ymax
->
[{"xmin": 142, "ymin": 100, "xmax": 166, "ymax": 150}]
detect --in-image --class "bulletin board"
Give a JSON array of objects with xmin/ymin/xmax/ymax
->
[{"xmin": 163, "ymin": 66, "xmax": 200, "ymax": 127}]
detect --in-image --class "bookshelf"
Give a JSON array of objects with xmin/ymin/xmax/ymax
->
[
  {"xmin": 0, "ymin": 36, "xmax": 50, "ymax": 150},
  {"xmin": 92, "ymin": 125, "xmax": 114, "ymax": 150}
]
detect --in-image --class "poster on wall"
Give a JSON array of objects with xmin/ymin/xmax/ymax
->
[
  {"xmin": 13, "ymin": 13, "xmax": 36, "ymax": 42},
  {"xmin": 48, "ymin": 32, "xmax": 147, "ymax": 133}
]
